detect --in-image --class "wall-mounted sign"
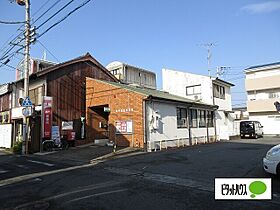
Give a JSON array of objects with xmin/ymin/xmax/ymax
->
[
  {"xmin": 115, "ymin": 120, "xmax": 133, "ymax": 134},
  {"xmin": 62, "ymin": 121, "xmax": 73, "ymax": 130},
  {"xmin": 104, "ymin": 107, "xmax": 111, "ymax": 112},
  {"xmin": 11, "ymin": 107, "xmax": 24, "ymax": 119},
  {"xmin": 22, "ymin": 107, "xmax": 33, "ymax": 117},
  {"xmin": 42, "ymin": 96, "xmax": 53, "ymax": 139},
  {"xmin": 0, "ymin": 124, "xmax": 12, "ymax": 148},
  {"xmin": 0, "ymin": 111, "xmax": 10, "ymax": 124},
  {"xmin": 115, "ymin": 108, "xmax": 134, "ymax": 113}
]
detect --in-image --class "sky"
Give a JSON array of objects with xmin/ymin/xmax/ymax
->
[{"xmin": 0, "ymin": 0, "xmax": 279, "ymax": 107}]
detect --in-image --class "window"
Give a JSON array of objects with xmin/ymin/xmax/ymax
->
[
  {"xmin": 198, "ymin": 110, "xmax": 206, "ymax": 127},
  {"xmin": 111, "ymin": 68, "xmax": 121, "ymax": 75},
  {"xmin": 189, "ymin": 109, "xmax": 198, "ymax": 128},
  {"xmin": 268, "ymin": 92, "xmax": 279, "ymax": 99},
  {"xmin": 29, "ymin": 86, "xmax": 44, "ymax": 106},
  {"xmin": 186, "ymin": 85, "xmax": 201, "ymax": 96},
  {"xmin": 207, "ymin": 111, "xmax": 214, "ymax": 127},
  {"xmin": 213, "ymin": 84, "xmax": 225, "ymax": 99},
  {"xmin": 177, "ymin": 108, "xmax": 188, "ymax": 128}
]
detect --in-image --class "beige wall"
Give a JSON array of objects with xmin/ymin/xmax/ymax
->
[
  {"xmin": 247, "ymin": 98, "xmax": 279, "ymax": 112},
  {"xmin": 246, "ymin": 74, "xmax": 280, "ymax": 91}
]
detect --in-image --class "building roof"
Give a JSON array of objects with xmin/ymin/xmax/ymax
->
[
  {"xmin": 163, "ymin": 68, "xmax": 234, "ymax": 87},
  {"xmin": 106, "ymin": 61, "xmax": 156, "ymax": 75},
  {"xmin": 90, "ymin": 78, "xmax": 218, "ymax": 109},
  {"xmin": 36, "ymin": 53, "xmax": 118, "ymax": 82},
  {"xmin": 212, "ymin": 77, "xmax": 235, "ymax": 87},
  {"xmin": 245, "ymin": 61, "xmax": 280, "ymax": 72}
]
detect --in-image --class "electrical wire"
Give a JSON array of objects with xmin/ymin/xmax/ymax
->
[
  {"xmin": 36, "ymin": 0, "xmax": 75, "ymax": 30},
  {"xmin": 37, "ymin": 0, "xmax": 92, "ymax": 39},
  {"xmin": 0, "ymin": 20, "xmax": 25, "ymax": 24},
  {"xmin": 37, "ymin": 40, "xmax": 60, "ymax": 62}
]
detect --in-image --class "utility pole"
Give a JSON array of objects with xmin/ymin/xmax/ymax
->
[{"xmin": 21, "ymin": 0, "xmax": 31, "ymax": 155}]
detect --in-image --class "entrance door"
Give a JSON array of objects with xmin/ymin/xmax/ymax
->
[{"xmin": 87, "ymin": 105, "xmax": 109, "ymax": 140}]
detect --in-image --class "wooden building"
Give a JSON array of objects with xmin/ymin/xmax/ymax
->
[{"xmin": 8, "ymin": 53, "xmax": 118, "ymax": 152}]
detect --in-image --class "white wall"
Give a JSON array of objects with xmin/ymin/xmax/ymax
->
[
  {"xmin": 246, "ymin": 68, "xmax": 280, "ymax": 79},
  {"xmin": 162, "ymin": 69, "xmax": 213, "ymax": 105},
  {"xmin": 147, "ymin": 101, "xmax": 189, "ymax": 143},
  {"xmin": 213, "ymin": 85, "xmax": 232, "ymax": 111},
  {"xmin": 162, "ymin": 69, "xmax": 235, "ymax": 138},
  {"xmin": 249, "ymin": 113, "xmax": 280, "ymax": 135},
  {"xmin": 146, "ymin": 100, "xmax": 216, "ymax": 150}
]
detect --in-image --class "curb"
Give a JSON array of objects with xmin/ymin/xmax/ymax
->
[{"xmin": 90, "ymin": 148, "xmax": 145, "ymax": 163}]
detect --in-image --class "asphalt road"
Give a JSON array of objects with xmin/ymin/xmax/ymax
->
[{"xmin": 0, "ymin": 137, "xmax": 280, "ymax": 210}]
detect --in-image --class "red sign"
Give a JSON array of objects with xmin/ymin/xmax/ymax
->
[{"xmin": 42, "ymin": 96, "xmax": 53, "ymax": 139}]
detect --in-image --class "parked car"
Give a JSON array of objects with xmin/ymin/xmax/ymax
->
[
  {"xmin": 240, "ymin": 121, "xmax": 263, "ymax": 139},
  {"xmin": 263, "ymin": 144, "xmax": 280, "ymax": 176}
]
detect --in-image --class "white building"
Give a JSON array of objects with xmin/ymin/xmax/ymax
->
[
  {"xmin": 106, "ymin": 61, "xmax": 157, "ymax": 89},
  {"xmin": 245, "ymin": 62, "xmax": 280, "ymax": 135},
  {"xmin": 162, "ymin": 69, "xmax": 235, "ymax": 140}
]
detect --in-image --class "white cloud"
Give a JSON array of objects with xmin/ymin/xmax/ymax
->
[{"xmin": 241, "ymin": 1, "xmax": 280, "ymax": 14}]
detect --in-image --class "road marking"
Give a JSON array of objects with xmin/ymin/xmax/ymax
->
[
  {"xmin": 27, "ymin": 160, "xmax": 55, "ymax": 167},
  {"xmin": 0, "ymin": 162, "xmax": 102, "ymax": 187},
  {"xmin": 64, "ymin": 189, "xmax": 128, "ymax": 204},
  {"xmin": 0, "ymin": 170, "xmax": 8, "ymax": 174},
  {"xmin": 14, "ymin": 180, "xmax": 124, "ymax": 209},
  {"xmin": 15, "ymin": 164, "xmax": 29, "ymax": 169},
  {"xmin": 105, "ymin": 167, "xmax": 214, "ymax": 192},
  {"xmin": 34, "ymin": 151, "xmax": 57, "ymax": 156}
]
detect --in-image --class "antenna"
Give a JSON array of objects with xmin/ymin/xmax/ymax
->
[
  {"xmin": 201, "ymin": 43, "xmax": 216, "ymax": 77},
  {"xmin": 42, "ymin": 50, "xmax": 47, "ymax": 60}
]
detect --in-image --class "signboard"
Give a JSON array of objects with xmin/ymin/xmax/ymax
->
[
  {"xmin": 51, "ymin": 126, "xmax": 61, "ymax": 145},
  {"xmin": 115, "ymin": 120, "xmax": 133, "ymax": 134},
  {"xmin": 22, "ymin": 96, "xmax": 33, "ymax": 107},
  {"xmin": 104, "ymin": 107, "xmax": 111, "ymax": 112},
  {"xmin": 22, "ymin": 107, "xmax": 33, "ymax": 117},
  {"xmin": 0, "ymin": 124, "xmax": 12, "ymax": 148},
  {"xmin": 0, "ymin": 111, "xmax": 10, "ymax": 124},
  {"xmin": 62, "ymin": 121, "xmax": 73, "ymax": 130},
  {"xmin": 11, "ymin": 107, "xmax": 24, "ymax": 119},
  {"xmin": 42, "ymin": 96, "xmax": 53, "ymax": 139}
]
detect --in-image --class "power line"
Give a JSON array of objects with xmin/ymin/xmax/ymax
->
[
  {"xmin": 0, "ymin": 0, "xmax": 61, "ymax": 62},
  {"xmin": 37, "ymin": 40, "xmax": 60, "ymax": 62},
  {"xmin": 227, "ymin": 76, "xmax": 245, "ymax": 81},
  {"xmin": 36, "ymin": 0, "xmax": 75, "ymax": 30},
  {"xmin": 0, "ymin": 20, "xmax": 25, "ymax": 24},
  {"xmin": 37, "ymin": 0, "xmax": 92, "ymax": 39},
  {"xmin": 31, "ymin": 0, "xmax": 53, "ymax": 19}
]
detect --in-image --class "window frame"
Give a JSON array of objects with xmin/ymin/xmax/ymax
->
[{"xmin": 177, "ymin": 107, "xmax": 188, "ymax": 128}]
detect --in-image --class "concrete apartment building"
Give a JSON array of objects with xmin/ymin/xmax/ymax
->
[
  {"xmin": 162, "ymin": 69, "xmax": 235, "ymax": 140},
  {"xmin": 245, "ymin": 62, "xmax": 280, "ymax": 135},
  {"xmin": 106, "ymin": 61, "xmax": 157, "ymax": 89}
]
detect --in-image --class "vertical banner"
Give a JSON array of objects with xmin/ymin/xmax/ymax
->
[{"xmin": 42, "ymin": 96, "xmax": 53, "ymax": 139}]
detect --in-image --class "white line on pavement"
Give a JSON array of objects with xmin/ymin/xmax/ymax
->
[
  {"xmin": 0, "ymin": 162, "xmax": 102, "ymax": 187},
  {"xmin": 27, "ymin": 160, "xmax": 55, "ymax": 167},
  {"xmin": 0, "ymin": 170, "xmax": 8, "ymax": 174},
  {"xmin": 64, "ymin": 189, "xmax": 128, "ymax": 204}
]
